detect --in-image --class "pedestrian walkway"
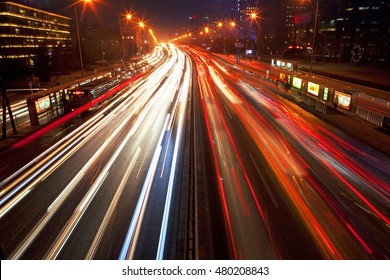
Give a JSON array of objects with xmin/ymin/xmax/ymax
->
[{"xmin": 298, "ymin": 59, "xmax": 390, "ymax": 95}]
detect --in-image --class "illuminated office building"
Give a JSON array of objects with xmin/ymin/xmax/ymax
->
[{"xmin": 0, "ymin": 1, "xmax": 71, "ymax": 67}]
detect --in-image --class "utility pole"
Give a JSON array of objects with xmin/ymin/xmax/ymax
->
[
  {"xmin": 310, "ymin": 0, "xmax": 319, "ymax": 75},
  {"xmin": 75, "ymin": 6, "xmax": 84, "ymax": 78},
  {"xmin": 1, "ymin": 79, "xmax": 17, "ymax": 139}
]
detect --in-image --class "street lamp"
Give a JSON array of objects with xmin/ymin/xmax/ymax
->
[
  {"xmin": 74, "ymin": 0, "xmax": 93, "ymax": 78},
  {"xmin": 74, "ymin": 7, "xmax": 84, "ymax": 78},
  {"xmin": 138, "ymin": 21, "xmax": 145, "ymax": 55},
  {"xmin": 250, "ymin": 11, "xmax": 261, "ymax": 62},
  {"xmin": 310, "ymin": 0, "xmax": 319, "ymax": 75},
  {"xmin": 217, "ymin": 21, "xmax": 225, "ymax": 53},
  {"xmin": 120, "ymin": 13, "xmax": 133, "ymax": 63}
]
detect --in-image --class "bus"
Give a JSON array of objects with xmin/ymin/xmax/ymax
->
[{"xmin": 67, "ymin": 77, "xmax": 119, "ymax": 109}]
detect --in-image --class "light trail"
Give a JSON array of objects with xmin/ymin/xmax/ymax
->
[
  {"xmin": 183, "ymin": 46, "xmax": 390, "ymax": 259},
  {"xmin": 85, "ymin": 147, "xmax": 141, "ymax": 259},
  {"xmin": 9, "ymin": 86, "xmax": 149, "ymax": 259},
  {"xmin": 156, "ymin": 53, "xmax": 191, "ymax": 259},
  {"xmin": 119, "ymin": 114, "xmax": 170, "ymax": 260}
]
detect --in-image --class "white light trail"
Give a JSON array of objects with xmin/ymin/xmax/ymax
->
[
  {"xmin": 85, "ymin": 147, "xmax": 142, "ymax": 259},
  {"xmin": 119, "ymin": 114, "xmax": 170, "ymax": 260}
]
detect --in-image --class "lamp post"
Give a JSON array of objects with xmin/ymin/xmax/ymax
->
[
  {"xmin": 228, "ymin": 21, "xmax": 236, "ymax": 55},
  {"xmin": 310, "ymin": 0, "xmax": 319, "ymax": 75},
  {"xmin": 120, "ymin": 13, "xmax": 132, "ymax": 64},
  {"xmin": 74, "ymin": 6, "xmax": 84, "ymax": 78},
  {"xmin": 74, "ymin": 0, "xmax": 93, "ymax": 78},
  {"xmin": 217, "ymin": 21, "xmax": 225, "ymax": 53},
  {"xmin": 250, "ymin": 11, "xmax": 261, "ymax": 62},
  {"xmin": 138, "ymin": 21, "xmax": 145, "ymax": 55},
  {"xmin": 119, "ymin": 15, "xmax": 125, "ymax": 64}
]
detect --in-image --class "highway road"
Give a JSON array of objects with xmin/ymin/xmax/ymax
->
[
  {"xmin": 0, "ymin": 44, "xmax": 192, "ymax": 259},
  {"xmin": 185, "ymin": 47, "xmax": 389, "ymax": 259},
  {"xmin": 0, "ymin": 44, "xmax": 389, "ymax": 260}
]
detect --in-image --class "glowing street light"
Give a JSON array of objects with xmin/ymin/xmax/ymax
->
[
  {"xmin": 249, "ymin": 10, "xmax": 261, "ymax": 61},
  {"xmin": 120, "ymin": 12, "xmax": 134, "ymax": 63},
  {"xmin": 74, "ymin": 0, "xmax": 94, "ymax": 78},
  {"xmin": 250, "ymin": 12, "xmax": 257, "ymax": 20},
  {"xmin": 216, "ymin": 21, "xmax": 226, "ymax": 53}
]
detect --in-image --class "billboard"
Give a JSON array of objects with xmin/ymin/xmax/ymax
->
[
  {"xmin": 272, "ymin": 59, "xmax": 298, "ymax": 72},
  {"xmin": 334, "ymin": 90, "xmax": 352, "ymax": 110},
  {"xmin": 35, "ymin": 96, "xmax": 51, "ymax": 114},
  {"xmin": 292, "ymin": 77, "xmax": 302, "ymax": 89},
  {"xmin": 307, "ymin": 82, "xmax": 319, "ymax": 96}
]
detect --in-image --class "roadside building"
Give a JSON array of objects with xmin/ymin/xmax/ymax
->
[{"xmin": 0, "ymin": 1, "xmax": 72, "ymax": 80}]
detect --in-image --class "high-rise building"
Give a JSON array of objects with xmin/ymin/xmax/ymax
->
[
  {"xmin": 271, "ymin": 0, "xmax": 389, "ymax": 63},
  {"xmin": 318, "ymin": 0, "xmax": 389, "ymax": 63}
]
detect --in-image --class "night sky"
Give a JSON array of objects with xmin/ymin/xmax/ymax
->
[{"xmin": 8, "ymin": 0, "xmax": 224, "ymax": 41}]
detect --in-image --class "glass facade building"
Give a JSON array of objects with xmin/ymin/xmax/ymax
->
[{"xmin": 0, "ymin": 1, "xmax": 71, "ymax": 66}]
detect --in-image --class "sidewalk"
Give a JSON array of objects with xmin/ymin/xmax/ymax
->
[{"xmin": 298, "ymin": 59, "xmax": 390, "ymax": 95}]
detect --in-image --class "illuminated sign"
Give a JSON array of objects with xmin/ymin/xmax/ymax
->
[
  {"xmin": 292, "ymin": 77, "xmax": 302, "ymax": 89},
  {"xmin": 271, "ymin": 59, "xmax": 298, "ymax": 72},
  {"xmin": 35, "ymin": 96, "xmax": 50, "ymax": 114},
  {"xmin": 334, "ymin": 90, "xmax": 352, "ymax": 110},
  {"xmin": 307, "ymin": 82, "xmax": 320, "ymax": 96},
  {"xmin": 323, "ymin": 87, "xmax": 329, "ymax": 101}
]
